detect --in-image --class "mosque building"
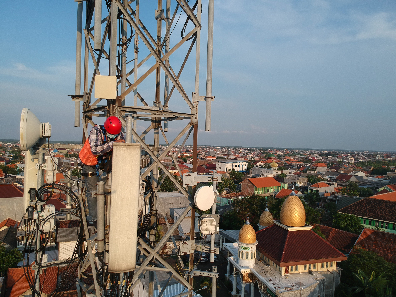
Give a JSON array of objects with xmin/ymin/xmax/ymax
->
[{"xmin": 223, "ymin": 194, "xmax": 347, "ymax": 297}]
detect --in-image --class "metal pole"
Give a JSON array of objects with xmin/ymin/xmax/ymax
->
[
  {"xmin": 212, "ymin": 266, "xmax": 217, "ymax": 297},
  {"xmin": 126, "ymin": 116, "xmax": 132, "ymax": 143},
  {"xmin": 210, "ymin": 183, "xmax": 216, "ymax": 262},
  {"xmin": 133, "ymin": 0, "xmax": 139, "ymax": 142},
  {"xmin": 163, "ymin": 0, "xmax": 171, "ymax": 132},
  {"xmin": 97, "ymin": 181, "xmax": 105, "ymax": 254},
  {"xmin": 66, "ymin": 169, "xmax": 72, "ymax": 220},
  {"xmin": 35, "ymin": 204, "xmax": 42, "ymax": 296},
  {"xmin": 110, "ymin": 0, "xmax": 117, "ymax": 77},
  {"xmin": 205, "ymin": 0, "xmax": 214, "ymax": 131},
  {"xmin": 189, "ymin": 123, "xmax": 198, "ymax": 296},
  {"xmin": 75, "ymin": 1, "xmax": 83, "ymax": 127},
  {"xmin": 37, "ymin": 149, "xmax": 44, "ymax": 189},
  {"xmin": 121, "ymin": 0, "xmax": 127, "ymax": 106},
  {"xmin": 94, "ymin": 0, "xmax": 102, "ymax": 50},
  {"xmin": 194, "ymin": 0, "xmax": 201, "ymax": 95}
]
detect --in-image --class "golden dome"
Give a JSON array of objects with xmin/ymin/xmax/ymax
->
[
  {"xmin": 239, "ymin": 222, "xmax": 256, "ymax": 244},
  {"xmin": 280, "ymin": 195, "xmax": 306, "ymax": 227},
  {"xmin": 270, "ymin": 161, "xmax": 278, "ymax": 168},
  {"xmin": 259, "ymin": 208, "xmax": 274, "ymax": 226}
]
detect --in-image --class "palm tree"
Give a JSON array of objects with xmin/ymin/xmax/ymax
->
[{"xmin": 351, "ymin": 269, "xmax": 388, "ymax": 296}]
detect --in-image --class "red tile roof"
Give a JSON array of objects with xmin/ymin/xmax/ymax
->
[
  {"xmin": 0, "ymin": 218, "xmax": 18, "ymax": 229},
  {"xmin": 339, "ymin": 198, "xmax": 396, "ymax": 223},
  {"xmin": 354, "ymin": 229, "xmax": 396, "ymax": 264},
  {"xmin": 256, "ymin": 224, "xmax": 347, "ymax": 266},
  {"xmin": 311, "ymin": 182, "xmax": 329, "ymax": 188},
  {"xmin": 6, "ymin": 267, "xmax": 34, "ymax": 297},
  {"xmin": 387, "ymin": 184, "xmax": 396, "ymax": 191},
  {"xmin": 0, "ymin": 184, "xmax": 23, "ymax": 198},
  {"xmin": 275, "ymin": 189, "xmax": 298, "ymax": 199},
  {"xmin": 370, "ymin": 191, "xmax": 396, "ymax": 202},
  {"xmin": 248, "ymin": 177, "xmax": 281, "ymax": 188},
  {"xmin": 40, "ymin": 266, "xmax": 59, "ymax": 294},
  {"xmin": 313, "ymin": 224, "xmax": 358, "ymax": 254},
  {"xmin": 315, "ymin": 163, "xmax": 327, "ymax": 168},
  {"xmin": 45, "ymin": 198, "xmax": 67, "ymax": 211},
  {"xmin": 336, "ymin": 174, "xmax": 352, "ymax": 181}
]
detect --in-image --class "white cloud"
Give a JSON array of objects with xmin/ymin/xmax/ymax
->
[{"xmin": 0, "ymin": 61, "xmax": 75, "ymax": 85}]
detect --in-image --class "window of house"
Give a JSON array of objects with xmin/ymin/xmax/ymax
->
[
  {"xmin": 326, "ymin": 262, "xmax": 328, "ymax": 268},
  {"xmin": 384, "ymin": 222, "xmax": 388, "ymax": 229},
  {"xmin": 309, "ymin": 264, "xmax": 312, "ymax": 270},
  {"xmin": 321, "ymin": 263, "xmax": 324, "ymax": 268},
  {"xmin": 304, "ymin": 265, "xmax": 307, "ymax": 271},
  {"xmin": 313, "ymin": 264, "xmax": 316, "ymax": 269},
  {"xmin": 368, "ymin": 220, "xmax": 371, "ymax": 226},
  {"xmin": 330, "ymin": 262, "xmax": 333, "ymax": 268},
  {"xmin": 295, "ymin": 265, "xmax": 298, "ymax": 271},
  {"xmin": 245, "ymin": 252, "xmax": 248, "ymax": 259},
  {"xmin": 291, "ymin": 266, "xmax": 293, "ymax": 272},
  {"xmin": 375, "ymin": 221, "xmax": 379, "ymax": 227}
]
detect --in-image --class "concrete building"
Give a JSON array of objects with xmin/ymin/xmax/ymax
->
[{"xmin": 216, "ymin": 160, "xmax": 248, "ymax": 173}]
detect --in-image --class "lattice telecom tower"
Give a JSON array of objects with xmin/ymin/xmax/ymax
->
[{"xmin": 67, "ymin": 0, "xmax": 216, "ymax": 296}]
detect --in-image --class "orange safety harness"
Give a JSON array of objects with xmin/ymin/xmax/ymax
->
[{"xmin": 79, "ymin": 138, "xmax": 98, "ymax": 166}]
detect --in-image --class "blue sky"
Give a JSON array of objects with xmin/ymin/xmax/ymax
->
[{"xmin": 1, "ymin": 1, "xmax": 396, "ymax": 151}]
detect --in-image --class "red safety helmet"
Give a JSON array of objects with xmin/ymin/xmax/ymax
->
[{"xmin": 104, "ymin": 116, "xmax": 122, "ymax": 135}]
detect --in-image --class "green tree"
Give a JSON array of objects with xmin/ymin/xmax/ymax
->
[
  {"xmin": 303, "ymin": 192, "xmax": 321, "ymax": 208},
  {"xmin": 220, "ymin": 195, "xmax": 267, "ymax": 230},
  {"xmin": 267, "ymin": 196, "xmax": 285, "ymax": 220},
  {"xmin": 351, "ymin": 269, "xmax": 389, "ymax": 296},
  {"xmin": 371, "ymin": 167, "xmax": 389, "ymax": 175},
  {"xmin": 304, "ymin": 205, "xmax": 322, "ymax": 225},
  {"xmin": 0, "ymin": 165, "xmax": 19, "ymax": 175},
  {"xmin": 229, "ymin": 169, "xmax": 244, "ymax": 184},
  {"xmin": 220, "ymin": 209, "xmax": 244, "ymax": 230},
  {"xmin": 217, "ymin": 177, "xmax": 237, "ymax": 193},
  {"xmin": 333, "ymin": 213, "xmax": 364, "ymax": 234},
  {"xmin": 307, "ymin": 175, "xmax": 323, "ymax": 185},
  {"xmin": 312, "ymin": 225, "xmax": 326, "ymax": 239},
  {"xmin": 337, "ymin": 247, "xmax": 396, "ymax": 296},
  {"xmin": 341, "ymin": 182, "xmax": 360, "ymax": 197},
  {"xmin": 159, "ymin": 174, "xmax": 182, "ymax": 192},
  {"xmin": 0, "ymin": 245, "xmax": 23, "ymax": 277}
]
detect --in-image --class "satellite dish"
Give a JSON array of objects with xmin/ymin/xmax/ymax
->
[
  {"xmin": 20, "ymin": 108, "xmax": 51, "ymax": 151},
  {"xmin": 194, "ymin": 186, "xmax": 216, "ymax": 211}
]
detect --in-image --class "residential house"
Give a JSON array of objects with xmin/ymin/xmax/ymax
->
[
  {"xmin": 241, "ymin": 177, "xmax": 286, "ymax": 196},
  {"xmin": 216, "ymin": 160, "xmax": 248, "ymax": 173},
  {"xmin": 338, "ymin": 196, "xmax": 396, "ymax": 234},
  {"xmin": 275, "ymin": 189, "xmax": 302, "ymax": 199},
  {"xmin": 309, "ymin": 182, "xmax": 337, "ymax": 196},
  {"xmin": 0, "ymin": 184, "xmax": 24, "ymax": 222},
  {"xmin": 284, "ymin": 175, "xmax": 308, "ymax": 187},
  {"xmin": 0, "ymin": 218, "xmax": 18, "ymax": 249},
  {"xmin": 353, "ymin": 228, "xmax": 396, "ymax": 264}
]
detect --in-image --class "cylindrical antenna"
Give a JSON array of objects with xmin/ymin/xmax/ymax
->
[
  {"xmin": 74, "ymin": 1, "xmax": 83, "ymax": 127},
  {"xmin": 205, "ymin": 0, "xmax": 214, "ymax": 131},
  {"xmin": 94, "ymin": 0, "xmax": 102, "ymax": 50}
]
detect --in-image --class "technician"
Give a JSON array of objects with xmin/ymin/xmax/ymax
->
[{"xmin": 79, "ymin": 116, "xmax": 125, "ymax": 221}]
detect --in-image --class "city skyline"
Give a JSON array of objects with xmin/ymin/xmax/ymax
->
[{"xmin": 1, "ymin": 1, "xmax": 396, "ymax": 151}]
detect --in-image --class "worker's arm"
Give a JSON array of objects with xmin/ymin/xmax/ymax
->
[{"xmin": 89, "ymin": 125, "xmax": 114, "ymax": 156}]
